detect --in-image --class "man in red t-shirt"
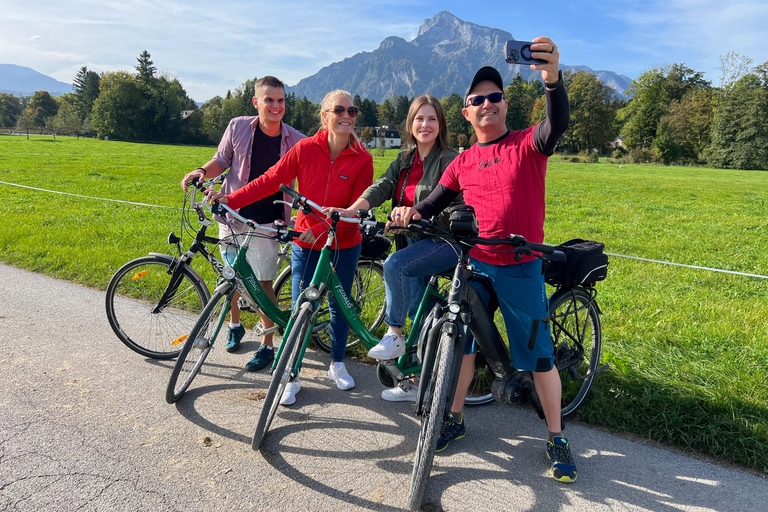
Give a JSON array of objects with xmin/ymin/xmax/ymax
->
[{"xmin": 390, "ymin": 37, "xmax": 577, "ymax": 483}]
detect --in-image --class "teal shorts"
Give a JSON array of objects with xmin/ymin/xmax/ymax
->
[{"xmin": 470, "ymin": 258, "xmax": 554, "ymax": 372}]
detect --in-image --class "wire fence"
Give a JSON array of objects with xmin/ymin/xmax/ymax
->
[{"xmin": 3, "ymin": 179, "xmax": 767, "ymax": 280}]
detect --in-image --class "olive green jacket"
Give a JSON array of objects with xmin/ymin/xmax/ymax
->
[{"xmin": 361, "ymin": 145, "xmax": 463, "ymax": 232}]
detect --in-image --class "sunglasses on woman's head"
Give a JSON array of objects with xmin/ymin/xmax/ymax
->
[
  {"xmin": 466, "ymin": 92, "xmax": 504, "ymax": 107},
  {"xmin": 326, "ymin": 106, "xmax": 359, "ymax": 117}
]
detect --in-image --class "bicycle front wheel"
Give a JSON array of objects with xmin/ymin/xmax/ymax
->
[
  {"xmin": 166, "ymin": 284, "xmax": 233, "ymax": 403},
  {"xmin": 549, "ymin": 286, "xmax": 602, "ymax": 417},
  {"xmin": 252, "ymin": 301, "xmax": 314, "ymax": 450},
  {"xmin": 273, "ymin": 266, "xmax": 329, "ymax": 351},
  {"xmin": 106, "ymin": 255, "xmax": 210, "ymax": 359},
  {"xmin": 408, "ymin": 328, "xmax": 456, "ymax": 511}
]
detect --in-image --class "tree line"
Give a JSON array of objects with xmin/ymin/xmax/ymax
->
[{"xmin": 2, "ymin": 51, "xmax": 767, "ymax": 170}]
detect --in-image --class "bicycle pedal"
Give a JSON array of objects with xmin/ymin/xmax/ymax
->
[
  {"xmin": 237, "ymin": 297, "xmax": 258, "ymax": 313},
  {"xmin": 253, "ymin": 323, "xmax": 279, "ymax": 337}
]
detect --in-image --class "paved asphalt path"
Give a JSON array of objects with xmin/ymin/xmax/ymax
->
[{"xmin": 1, "ymin": 263, "xmax": 766, "ymax": 512}]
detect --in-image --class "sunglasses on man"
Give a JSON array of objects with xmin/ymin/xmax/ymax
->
[
  {"xmin": 325, "ymin": 106, "xmax": 359, "ymax": 117},
  {"xmin": 466, "ymin": 92, "xmax": 504, "ymax": 107}
]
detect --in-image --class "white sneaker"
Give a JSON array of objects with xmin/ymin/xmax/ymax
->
[
  {"xmin": 381, "ymin": 383, "xmax": 418, "ymax": 402},
  {"xmin": 367, "ymin": 330, "xmax": 406, "ymax": 359},
  {"xmin": 280, "ymin": 376, "xmax": 301, "ymax": 406},
  {"xmin": 327, "ymin": 362, "xmax": 355, "ymax": 390}
]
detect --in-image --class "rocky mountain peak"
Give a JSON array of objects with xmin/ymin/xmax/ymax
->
[{"xmin": 286, "ymin": 11, "xmax": 631, "ymax": 103}]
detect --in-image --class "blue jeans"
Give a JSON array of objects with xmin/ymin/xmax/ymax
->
[
  {"xmin": 383, "ymin": 238, "xmax": 460, "ymax": 329},
  {"xmin": 291, "ymin": 243, "xmax": 362, "ymax": 363}
]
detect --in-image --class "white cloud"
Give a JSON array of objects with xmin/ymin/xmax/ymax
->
[{"xmin": 3, "ymin": 0, "xmax": 766, "ymax": 100}]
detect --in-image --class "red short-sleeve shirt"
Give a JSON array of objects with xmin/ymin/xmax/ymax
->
[{"xmin": 439, "ymin": 127, "xmax": 548, "ymax": 265}]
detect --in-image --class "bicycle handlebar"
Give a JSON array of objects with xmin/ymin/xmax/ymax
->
[
  {"xmin": 208, "ymin": 201, "xmax": 299, "ymax": 242},
  {"xmin": 189, "ymin": 175, "xmax": 224, "ymax": 191},
  {"xmin": 278, "ymin": 184, "xmax": 381, "ymax": 231},
  {"xmin": 392, "ymin": 216, "xmax": 566, "ymax": 262}
]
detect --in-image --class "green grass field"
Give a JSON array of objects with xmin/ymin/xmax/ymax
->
[{"xmin": 1, "ymin": 134, "xmax": 767, "ymax": 472}]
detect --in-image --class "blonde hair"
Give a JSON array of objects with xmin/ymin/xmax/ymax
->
[{"xmin": 319, "ymin": 89, "xmax": 363, "ymax": 151}]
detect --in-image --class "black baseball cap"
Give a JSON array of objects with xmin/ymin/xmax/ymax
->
[{"xmin": 465, "ymin": 66, "xmax": 504, "ymax": 106}]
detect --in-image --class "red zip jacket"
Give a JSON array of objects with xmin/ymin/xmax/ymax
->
[{"xmin": 227, "ymin": 129, "xmax": 374, "ymax": 250}]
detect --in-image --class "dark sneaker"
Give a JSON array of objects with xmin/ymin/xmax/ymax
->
[
  {"xmin": 547, "ymin": 436, "xmax": 577, "ymax": 482},
  {"xmin": 436, "ymin": 413, "xmax": 465, "ymax": 453},
  {"xmin": 225, "ymin": 324, "xmax": 246, "ymax": 352},
  {"xmin": 245, "ymin": 345, "xmax": 274, "ymax": 372}
]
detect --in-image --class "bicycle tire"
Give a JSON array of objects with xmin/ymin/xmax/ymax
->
[
  {"xmin": 274, "ymin": 259, "xmax": 386, "ymax": 353},
  {"xmin": 106, "ymin": 255, "xmax": 210, "ymax": 359},
  {"xmin": 408, "ymin": 328, "xmax": 456, "ymax": 511},
  {"xmin": 350, "ymin": 258, "xmax": 387, "ymax": 339},
  {"xmin": 165, "ymin": 284, "xmax": 233, "ymax": 403},
  {"xmin": 549, "ymin": 286, "xmax": 602, "ymax": 417},
  {"xmin": 252, "ymin": 301, "xmax": 314, "ymax": 450},
  {"xmin": 273, "ymin": 265, "xmax": 331, "ymax": 351},
  {"xmin": 464, "ymin": 353, "xmax": 495, "ymax": 405}
]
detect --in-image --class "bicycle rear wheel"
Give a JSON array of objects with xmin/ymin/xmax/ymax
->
[
  {"xmin": 274, "ymin": 259, "xmax": 386, "ymax": 353},
  {"xmin": 252, "ymin": 301, "xmax": 314, "ymax": 450},
  {"xmin": 350, "ymin": 259, "xmax": 387, "ymax": 341},
  {"xmin": 106, "ymin": 255, "xmax": 210, "ymax": 359},
  {"xmin": 166, "ymin": 283, "xmax": 233, "ymax": 403},
  {"xmin": 273, "ymin": 266, "xmax": 330, "ymax": 351},
  {"xmin": 549, "ymin": 286, "xmax": 602, "ymax": 417},
  {"xmin": 408, "ymin": 328, "xmax": 456, "ymax": 511}
]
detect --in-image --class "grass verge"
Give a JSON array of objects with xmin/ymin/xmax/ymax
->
[{"xmin": 1, "ymin": 134, "xmax": 767, "ymax": 472}]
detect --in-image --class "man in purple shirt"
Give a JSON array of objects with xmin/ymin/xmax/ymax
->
[{"xmin": 181, "ymin": 76, "xmax": 305, "ymax": 371}]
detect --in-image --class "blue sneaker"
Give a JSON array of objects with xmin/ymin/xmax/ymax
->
[
  {"xmin": 436, "ymin": 413, "xmax": 465, "ymax": 453},
  {"xmin": 547, "ymin": 436, "xmax": 577, "ymax": 482},
  {"xmin": 245, "ymin": 345, "xmax": 274, "ymax": 372},
  {"xmin": 225, "ymin": 324, "xmax": 246, "ymax": 352}
]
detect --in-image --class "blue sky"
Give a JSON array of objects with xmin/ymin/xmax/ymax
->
[{"xmin": 2, "ymin": 0, "xmax": 767, "ymax": 102}]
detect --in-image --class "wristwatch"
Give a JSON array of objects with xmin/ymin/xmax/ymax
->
[{"xmin": 545, "ymin": 70, "xmax": 564, "ymax": 91}]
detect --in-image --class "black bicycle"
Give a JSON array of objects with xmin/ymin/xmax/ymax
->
[
  {"xmin": 406, "ymin": 208, "xmax": 608, "ymax": 510},
  {"xmin": 105, "ymin": 176, "xmax": 242, "ymax": 359}
]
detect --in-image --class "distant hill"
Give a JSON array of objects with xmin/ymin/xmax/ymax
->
[
  {"xmin": 0, "ymin": 64, "xmax": 73, "ymax": 96},
  {"xmin": 287, "ymin": 11, "xmax": 632, "ymax": 103}
]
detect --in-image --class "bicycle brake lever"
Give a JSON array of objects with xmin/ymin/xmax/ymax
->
[{"xmin": 211, "ymin": 202, "xmax": 227, "ymax": 216}]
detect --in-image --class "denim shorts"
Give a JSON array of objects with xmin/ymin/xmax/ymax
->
[{"xmin": 470, "ymin": 258, "xmax": 554, "ymax": 372}]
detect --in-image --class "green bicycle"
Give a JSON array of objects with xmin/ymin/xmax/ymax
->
[
  {"xmin": 251, "ymin": 185, "xmax": 494, "ymax": 450},
  {"xmin": 165, "ymin": 198, "xmax": 388, "ymax": 403}
]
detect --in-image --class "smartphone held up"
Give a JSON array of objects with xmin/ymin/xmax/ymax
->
[{"xmin": 504, "ymin": 40, "xmax": 549, "ymax": 65}]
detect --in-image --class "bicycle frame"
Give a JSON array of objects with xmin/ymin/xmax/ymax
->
[
  {"xmin": 266, "ymin": 200, "xmax": 446, "ymax": 385},
  {"xmin": 192, "ymin": 210, "xmax": 299, "ymax": 354},
  {"xmin": 271, "ymin": 238, "xmax": 448, "ymax": 382}
]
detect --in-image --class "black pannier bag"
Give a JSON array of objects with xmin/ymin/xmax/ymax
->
[
  {"xmin": 360, "ymin": 233, "xmax": 392, "ymax": 260},
  {"xmin": 448, "ymin": 204, "xmax": 479, "ymax": 236},
  {"xmin": 544, "ymin": 239, "xmax": 609, "ymax": 287}
]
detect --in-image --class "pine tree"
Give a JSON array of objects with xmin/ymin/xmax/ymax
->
[{"xmin": 135, "ymin": 50, "xmax": 156, "ymax": 83}]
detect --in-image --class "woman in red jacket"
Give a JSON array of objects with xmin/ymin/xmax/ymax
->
[{"xmin": 207, "ymin": 90, "xmax": 373, "ymax": 405}]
